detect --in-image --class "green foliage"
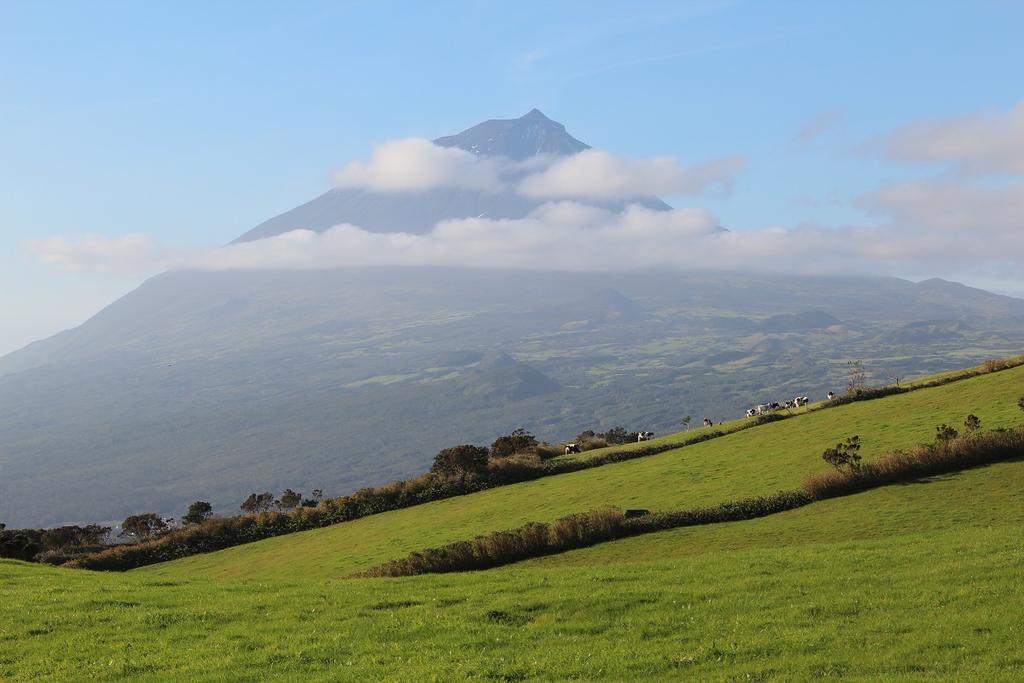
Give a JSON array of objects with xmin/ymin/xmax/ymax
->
[
  {"xmin": 240, "ymin": 492, "xmax": 274, "ymax": 514},
  {"xmin": 935, "ymin": 424, "xmax": 959, "ymax": 442},
  {"xmin": 0, "ymin": 526, "xmax": 41, "ymax": 561},
  {"xmin": 120, "ymin": 513, "xmax": 168, "ymax": 540},
  {"xmin": 276, "ymin": 490, "xmax": 302, "ymax": 511},
  {"xmin": 803, "ymin": 426, "xmax": 1024, "ymax": 500},
  {"xmin": 182, "ymin": 501, "xmax": 213, "ymax": 526},
  {"xmin": 41, "ymin": 524, "xmax": 109, "ymax": 550},
  {"xmin": 821, "ymin": 436, "xmax": 862, "ymax": 473},
  {"xmin": 431, "ymin": 445, "xmax": 490, "ymax": 476},
  {"xmin": 364, "ymin": 491, "xmax": 812, "ymax": 577},
  {"xmin": 489, "ymin": 428, "xmax": 538, "ymax": 458}
]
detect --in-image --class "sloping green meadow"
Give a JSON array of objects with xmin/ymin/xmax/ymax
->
[
  {"xmin": 2, "ymin": 362, "xmax": 1022, "ymax": 680},
  {"xmin": 2, "ymin": 463, "xmax": 1022, "ymax": 680},
  {"xmin": 141, "ymin": 363, "xmax": 1024, "ymax": 581}
]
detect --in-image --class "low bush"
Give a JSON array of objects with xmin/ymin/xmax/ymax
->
[
  {"xmin": 360, "ymin": 492, "xmax": 810, "ymax": 578},
  {"xmin": 803, "ymin": 426, "xmax": 1024, "ymax": 500}
]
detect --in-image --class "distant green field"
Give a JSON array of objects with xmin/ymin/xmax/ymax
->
[
  {"xmin": 2, "ymin": 362, "xmax": 1022, "ymax": 680},
  {"xmin": 140, "ymin": 363, "xmax": 1024, "ymax": 581}
]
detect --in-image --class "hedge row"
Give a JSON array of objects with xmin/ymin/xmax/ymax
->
[
  {"xmin": 803, "ymin": 425, "xmax": 1024, "ymax": 499},
  {"xmin": 360, "ymin": 490, "xmax": 811, "ymax": 577},
  {"xmin": 361, "ymin": 426, "xmax": 1024, "ymax": 577}
]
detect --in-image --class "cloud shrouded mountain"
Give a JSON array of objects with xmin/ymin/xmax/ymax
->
[
  {"xmin": 3, "ymin": 110, "xmax": 1024, "ymax": 528},
  {"xmin": 237, "ymin": 109, "xmax": 668, "ymax": 242}
]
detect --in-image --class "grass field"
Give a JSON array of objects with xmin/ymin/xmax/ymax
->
[
  {"xmin": 2, "ymin": 362, "xmax": 1023, "ymax": 680},
  {"xmin": 139, "ymin": 363, "xmax": 1024, "ymax": 581},
  {"xmin": 2, "ymin": 465, "xmax": 1022, "ymax": 679}
]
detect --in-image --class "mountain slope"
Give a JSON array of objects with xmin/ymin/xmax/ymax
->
[
  {"xmin": 3, "ymin": 360, "xmax": 1023, "ymax": 680},
  {"xmin": 1, "ymin": 266, "xmax": 1023, "ymax": 527},
  {"xmin": 2, "ymin": 110, "xmax": 1024, "ymax": 528}
]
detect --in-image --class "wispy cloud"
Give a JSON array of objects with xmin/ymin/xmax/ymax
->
[
  {"xmin": 28, "ymin": 103, "xmax": 1024, "ymax": 293},
  {"xmin": 887, "ymin": 100, "xmax": 1024, "ymax": 174},
  {"xmin": 793, "ymin": 110, "xmax": 842, "ymax": 148}
]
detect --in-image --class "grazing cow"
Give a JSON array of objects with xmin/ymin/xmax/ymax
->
[
  {"xmin": 769, "ymin": 402, "xmax": 781, "ymax": 411},
  {"xmin": 702, "ymin": 417, "xmax": 714, "ymax": 428},
  {"xmin": 794, "ymin": 395, "xmax": 810, "ymax": 407},
  {"xmin": 755, "ymin": 404, "xmax": 769, "ymax": 415},
  {"xmin": 564, "ymin": 443, "xmax": 581, "ymax": 455},
  {"xmin": 827, "ymin": 391, "xmax": 836, "ymax": 401},
  {"xmin": 637, "ymin": 431, "xmax": 654, "ymax": 442},
  {"xmin": 745, "ymin": 408, "xmax": 756, "ymax": 418},
  {"xmin": 784, "ymin": 400, "xmax": 794, "ymax": 409}
]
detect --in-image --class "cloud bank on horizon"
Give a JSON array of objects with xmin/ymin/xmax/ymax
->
[{"xmin": 28, "ymin": 101, "xmax": 1024, "ymax": 287}]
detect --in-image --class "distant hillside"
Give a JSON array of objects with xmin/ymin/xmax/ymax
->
[
  {"xmin": 756, "ymin": 310, "xmax": 841, "ymax": 333},
  {"xmin": 2, "ymin": 109, "xmax": 1024, "ymax": 527}
]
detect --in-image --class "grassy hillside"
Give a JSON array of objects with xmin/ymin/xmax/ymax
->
[
  {"xmin": 2, "ymin": 360, "xmax": 1022, "ymax": 680},
  {"xmin": 140, "ymin": 362, "xmax": 1024, "ymax": 581},
  {"xmin": 2, "ymin": 462, "xmax": 1022, "ymax": 679}
]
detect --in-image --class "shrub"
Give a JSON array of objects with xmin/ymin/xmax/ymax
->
[
  {"xmin": 0, "ymin": 526, "xmax": 42, "ymax": 561},
  {"xmin": 276, "ymin": 489, "xmax": 302, "ymax": 511},
  {"xmin": 121, "ymin": 513, "xmax": 169, "ymax": 539},
  {"xmin": 359, "ymin": 493, "xmax": 811, "ymax": 578},
  {"xmin": 821, "ymin": 436, "xmax": 862, "ymax": 473},
  {"xmin": 431, "ymin": 444, "xmax": 490, "ymax": 477},
  {"xmin": 240, "ymin": 492, "xmax": 274, "ymax": 514},
  {"xmin": 533, "ymin": 443, "xmax": 563, "ymax": 460},
  {"xmin": 964, "ymin": 415, "xmax": 982, "ymax": 433},
  {"xmin": 1018, "ymin": 395, "xmax": 1024, "ymax": 413},
  {"xmin": 803, "ymin": 426, "xmax": 1024, "ymax": 500},
  {"xmin": 182, "ymin": 501, "xmax": 214, "ymax": 526},
  {"xmin": 935, "ymin": 424, "xmax": 959, "ymax": 442},
  {"xmin": 490, "ymin": 429, "xmax": 538, "ymax": 458}
]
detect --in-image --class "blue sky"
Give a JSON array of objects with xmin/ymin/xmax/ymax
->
[{"xmin": 2, "ymin": 0, "xmax": 1024, "ymax": 354}]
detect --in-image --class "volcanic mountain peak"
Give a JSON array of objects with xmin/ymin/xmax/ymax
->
[{"xmin": 433, "ymin": 108, "xmax": 590, "ymax": 160}]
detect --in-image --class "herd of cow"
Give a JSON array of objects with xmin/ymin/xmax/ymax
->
[
  {"xmin": 745, "ymin": 395, "xmax": 811, "ymax": 418},
  {"xmin": 563, "ymin": 392, "xmax": 838, "ymax": 454}
]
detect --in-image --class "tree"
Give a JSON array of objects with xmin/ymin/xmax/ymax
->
[
  {"xmin": 301, "ymin": 488, "xmax": 324, "ymax": 508},
  {"xmin": 599, "ymin": 426, "xmax": 632, "ymax": 445},
  {"xmin": 846, "ymin": 360, "xmax": 867, "ymax": 394},
  {"xmin": 120, "ymin": 513, "xmax": 169, "ymax": 539},
  {"xmin": 681, "ymin": 415, "xmax": 692, "ymax": 431},
  {"xmin": 0, "ymin": 525, "xmax": 41, "ymax": 561},
  {"xmin": 182, "ymin": 501, "xmax": 214, "ymax": 525},
  {"xmin": 935, "ymin": 424, "xmax": 959, "ymax": 442},
  {"xmin": 276, "ymin": 489, "xmax": 302, "ymax": 511},
  {"xmin": 80, "ymin": 524, "xmax": 111, "ymax": 546},
  {"xmin": 821, "ymin": 436, "xmax": 862, "ymax": 473},
  {"xmin": 490, "ymin": 428, "xmax": 538, "ymax": 458},
  {"xmin": 431, "ymin": 444, "xmax": 490, "ymax": 477},
  {"xmin": 240, "ymin": 492, "xmax": 275, "ymax": 514},
  {"xmin": 964, "ymin": 414, "xmax": 982, "ymax": 433}
]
